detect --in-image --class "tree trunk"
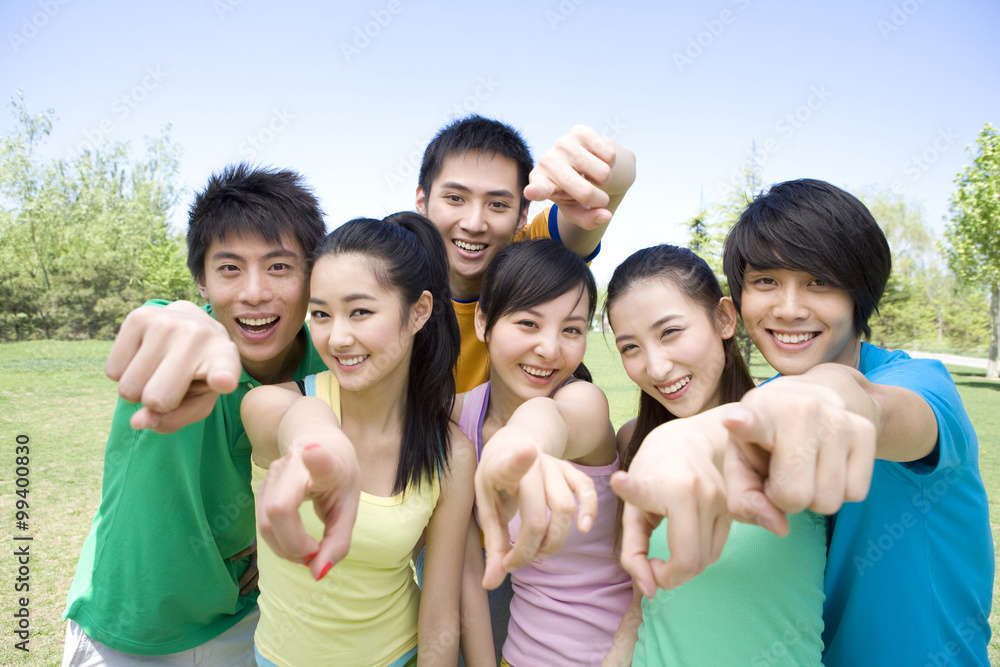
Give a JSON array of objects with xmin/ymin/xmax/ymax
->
[{"xmin": 988, "ymin": 283, "xmax": 999, "ymax": 380}]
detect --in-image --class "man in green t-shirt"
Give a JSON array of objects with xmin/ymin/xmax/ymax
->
[{"xmin": 61, "ymin": 164, "xmax": 328, "ymax": 664}]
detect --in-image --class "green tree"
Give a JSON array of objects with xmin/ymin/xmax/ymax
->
[
  {"xmin": 944, "ymin": 123, "xmax": 1000, "ymax": 379},
  {"xmin": 0, "ymin": 92, "xmax": 197, "ymax": 341}
]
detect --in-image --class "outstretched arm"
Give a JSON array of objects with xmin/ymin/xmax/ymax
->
[
  {"xmin": 611, "ymin": 406, "xmax": 736, "ymax": 598},
  {"xmin": 524, "ymin": 125, "xmax": 636, "ymax": 257},
  {"xmin": 723, "ymin": 364, "xmax": 908, "ymax": 527},
  {"xmin": 242, "ymin": 386, "xmax": 361, "ymax": 580},
  {"xmin": 109, "ymin": 301, "xmax": 241, "ymax": 433},
  {"xmin": 476, "ymin": 381, "xmax": 614, "ymax": 588}
]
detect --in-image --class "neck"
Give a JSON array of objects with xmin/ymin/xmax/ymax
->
[
  {"xmin": 450, "ymin": 273, "xmax": 483, "ymax": 302},
  {"xmin": 243, "ymin": 332, "xmax": 305, "ymax": 385},
  {"xmin": 483, "ymin": 375, "xmax": 526, "ymax": 435},
  {"xmin": 340, "ymin": 358, "xmax": 411, "ymax": 437}
]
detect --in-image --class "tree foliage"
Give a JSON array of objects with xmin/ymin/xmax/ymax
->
[
  {"xmin": 944, "ymin": 123, "xmax": 1000, "ymax": 378},
  {"xmin": 0, "ymin": 92, "xmax": 197, "ymax": 341}
]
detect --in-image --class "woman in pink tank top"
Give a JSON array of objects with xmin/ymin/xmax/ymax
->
[{"xmin": 460, "ymin": 239, "xmax": 634, "ymax": 667}]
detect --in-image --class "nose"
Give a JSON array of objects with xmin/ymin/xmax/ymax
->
[
  {"xmin": 646, "ymin": 346, "xmax": 675, "ymax": 383},
  {"xmin": 326, "ymin": 317, "xmax": 354, "ymax": 351},
  {"xmin": 458, "ymin": 204, "xmax": 488, "ymax": 235},
  {"xmin": 239, "ymin": 268, "xmax": 272, "ymax": 305},
  {"xmin": 533, "ymin": 329, "xmax": 559, "ymax": 361},
  {"xmin": 772, "ymin": 284, "xmax": 809, "ymax": 321}
]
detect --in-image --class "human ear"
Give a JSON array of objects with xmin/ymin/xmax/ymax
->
[
  {"xmin": 415, "ymin": 185, "xmax": 427, "ymax": 216},
  {"xmin": 196, "ymin": 278, "xmax": 208, "ymax": 300},
  {"xmin": 410, "ymin": 290, "xmax": 433, "ymax": 333},
  {"xmin": 715, "ymin": 297, "xmax": 738, "ymax": 340},
  {"xmin": 514, "ymin": 202, "xmax": 529, "ymax": 235},
  {"xmin": 474, "ymin": 303, "xmax": 488, "ymax": 343}
]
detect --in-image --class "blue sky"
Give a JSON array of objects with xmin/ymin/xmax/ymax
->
[{"xmin": 2, "ymin": 0, "xmax": 997, "ymax": 282}]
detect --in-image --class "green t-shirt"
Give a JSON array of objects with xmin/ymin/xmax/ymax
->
[
  {"xmin": 632, "ymin": 511, "xmax": 828, "ymax": 666},
  {"xmin": 63, "ymin": 301, "xmax": 327, "ymax": 655}
]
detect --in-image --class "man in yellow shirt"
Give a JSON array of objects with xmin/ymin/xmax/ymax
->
[{"xmin": 416, "ymin": 116, "xmax": 635, "ymax": 391}]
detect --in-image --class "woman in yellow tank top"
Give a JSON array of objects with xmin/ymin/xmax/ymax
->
[{"xmin": 241, "ymin": 212, "xmax": 480, "ymax": 667}]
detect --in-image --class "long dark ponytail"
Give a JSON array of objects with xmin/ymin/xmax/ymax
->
[{"xmin": 313, "ymin": 211, "xmax": 460, "ymax": 494}]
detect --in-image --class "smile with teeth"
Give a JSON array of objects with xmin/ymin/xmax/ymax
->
[
  {"xmin": 521, "ymin": 365, "xmax": 554, "ymax": 378},
  {"xmin": 339, "ymin": 355, "xmax": 368, "ymax": 366},
  {"xmin": 772, "ymin": 331, "xmax": 818, "ymax": 344},
  {"xmin": 454, "ymin": 239, "xmax": 487, "ymax": 252},
  {"xmin": 657, "ymin": 376, "xmax": 690, "ymax": 395},
  {"xmin": 238, "ymin": 316, "xmax": 277, "ymax": 327}
]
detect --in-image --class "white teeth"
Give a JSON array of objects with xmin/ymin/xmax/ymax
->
[
  {"xmin": 339, "ymin": 355, "xmax": 367, "ymax": 366},
  {"xmin": 775, "ymin": 332, "xmax": 817, "ymax": 344},
  {"xmin": 521, "ymin": 365, "xmax": 554, "ymax": 378},
  {"xmin": 454, "ymin": 240, "xmax": 486, "ymax": 252},
  {"xmin": 238, "ymin": 316, "xmax": 277, "ymax": 327},
  {"xmin": 658, "ymin": 376, "xmax": 690, "ymax": 395}
]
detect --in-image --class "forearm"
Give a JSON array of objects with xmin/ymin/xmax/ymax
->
[
  {"xmin": 276, "ymin": 396, "xmax": 351, "ymax": 457},
  {"xmin": 779, "ymin": 364, "xmax": 936, "ymax": 462}
]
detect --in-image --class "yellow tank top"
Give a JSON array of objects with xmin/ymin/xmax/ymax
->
[{"xmin": 251, "ymin": 371, "xmax": 440, "ymax": 666}]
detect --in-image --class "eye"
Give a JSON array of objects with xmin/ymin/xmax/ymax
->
[
  {"xmin": 563, "ymin": 326, "xmax": 582, "ymax": 335},
  {"xmin": 517, "ymin": 319, "xmax": 538, "ymax": 329},
  {"xmin": 310, "ymin": 309, "xmax": 329, "ymax": 320},
  {"xmin": 445, "ymin": 194, "xmax": 464, "ymax": 204},
  {"xmin": 618, "ymin": 343, "xmax": 638, "ymax": 354},
  {"xmin": 270, "ymin": 262, "xmax": 290, "ymax": 271},
  {"xmin": 811, "ymin": 277, "xmax": 827, "ymax": 287},
  {"xmin": 489, "ymin": 201, "xmax": 511, "ymax": 210},
  {"xmin": 752, "ymin": 276, "xmax": 776, "ymax": 287},
  {"xmin": 351, "ymin": 308, "xmax": 372, "ymax": 318},
  {"xmin": 219, "ymin": 264, "xmax": 239, "ymax": 273}
]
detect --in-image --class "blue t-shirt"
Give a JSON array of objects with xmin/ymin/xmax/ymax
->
[{"xmin": 822, "ymin": 343, "xmax": 993, "ymax": 666}]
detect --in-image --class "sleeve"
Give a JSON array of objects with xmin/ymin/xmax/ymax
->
[
  {"xmin": 866, "ymin": 356, "xmax": 976, "ymax": 478},
  {"xmin": 513, "ymin": 205, "xmax": 600, "ymax": 262}
]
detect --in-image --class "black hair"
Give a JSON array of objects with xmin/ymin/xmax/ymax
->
[
  {"xmin": 313, "ymin": 212, "xmax": 460, "ymax": 495},
  {"xmin": 478, "ymin": 239, "xmax": 596, "ymax": 382},
  {"xmin": 418, "ymin": 115, "xmax": 534, "ymax": 217},
  {"xmin": 722, "ymin": 178, "xmax": 891, "ymax": 339},
  {"xmin": 605, "ymin": 244, "xmax": 756, "ymax": 548},
  {"xmin": 187, "ymin": 163, "xmax": 326, "ymax": 283}
]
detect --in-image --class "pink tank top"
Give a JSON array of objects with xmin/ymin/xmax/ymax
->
[{"xmin": 459, "ymin": 382, "xmax": 633, "ymax": 666}]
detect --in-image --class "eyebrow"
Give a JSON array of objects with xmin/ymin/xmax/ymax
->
[
  {"xmin": 521, "ymin": 307, "xmax": 587, "ymax": 323},
  {"xmin": 309, "ymin": 294, "xmax": 374, "ymax": 305},
  {"xmin": 211, "ymin": 248, "xmax": 300, "ymax": 263},
  {"xmin": 614, "ymin": 314, "xmax": 683, "ymax": 343},
  {"xmin": 438, "ymin": 181, "xmax": 516, "ymax": 199}
]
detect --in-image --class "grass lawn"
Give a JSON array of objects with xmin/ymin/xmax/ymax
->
[{"xmin": 0, "ymin": 336, "xmax": 997, "ymax": 665}]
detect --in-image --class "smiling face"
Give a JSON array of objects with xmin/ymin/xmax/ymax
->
[
  {"xmin": 307, "ymin": 253, "xmax": 431, "ymax": 395},
  {"xmin": 416, "ymin": 150, "xmax": 528, "ymax": 301},
  {"xmin": 197, "ymin": 233, "xmax": 309, "ymax": 383},
  {"xmin": 609, "ymin": 279, "xmax": 735, "ymax": 419},
  {"xmin": 477, "ymin": 285, "xmax": 590, "ymax": 403},
  {"xmin": 739, "ymin": 266, "xmax": 860, "ymax": 375}
]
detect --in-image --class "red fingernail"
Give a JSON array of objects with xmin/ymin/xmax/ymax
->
[
  {"xmin": 316, "ymin": 561, "xmax": 333, "ymax": 581},
  {"xmin": 304, "ymin": 552, "xmax": 318, "ymax": 564},
  {"xmin": 303, "ymin": 443, "xmax": 321, "ymax": 451}
]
